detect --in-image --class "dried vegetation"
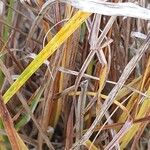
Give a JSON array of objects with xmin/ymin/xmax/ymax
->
[{"xmin": 0, "ymin": 0, "xmax": 150, "ymax": 150}]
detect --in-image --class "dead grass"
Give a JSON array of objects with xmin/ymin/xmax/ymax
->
[{"xmin": 0, "ymin": 0, "xmax": 149, "ymax": 150}]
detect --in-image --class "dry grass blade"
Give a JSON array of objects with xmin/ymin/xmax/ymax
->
[
  {"xmin": 131, "ymin": 111, "xmax": 150, "ymax": 150},
  {"xmin": 120, "ymin": 55, "xmax": 150, "ymax": 148},
  {"xmin": 74, "ymin": 16, "xmax": 116, "ymax": 92},
  {"xmin": 0, "ymin": 59, "xmax": 54, "ymax": 149},
  {"xmin": 25, "ymin": 0, "xmax": 55, "ymax": 44},
  {"xmin": 83, "ymin": 115, "xmax": 150, "ymax": 132},
  {"xmin": 104, "ymin": 119, "xmax": 132, "ymax": 150},
  {"xmin": 64, "ymin": 0, "xmax": 150, "ymax": 20},
  {"xmin": 72, "ymin": 32, "xmax": 150, "ymax": 149},
  {"xmin": 0, "ymin": 94, "xmax": 28, "ymax": 150},
  {"xmin": 58, "ymin": 67, "xmax": 149, "ymax": 98},
  {"xmin": 76, "ymin": 80, "xmax": 88, "ymax": 146}
]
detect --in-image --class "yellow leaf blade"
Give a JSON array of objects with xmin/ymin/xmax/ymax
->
[{"xmin": 3, "ymin": 11, "xmax": 91, "ymax": 103}]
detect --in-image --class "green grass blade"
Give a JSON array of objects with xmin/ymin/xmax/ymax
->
[{"xmin": 15, "ymin": 86, "xmax": 44, "ymax": 130}]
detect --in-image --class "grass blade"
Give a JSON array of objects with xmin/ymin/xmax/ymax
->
[
  {"xmin": 0, "ymin": 94, "xmax": 28, "ymax": 150},
  {"xmin": 3, "ymin": 11, "xmax": 91, "ymax": 103}
]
